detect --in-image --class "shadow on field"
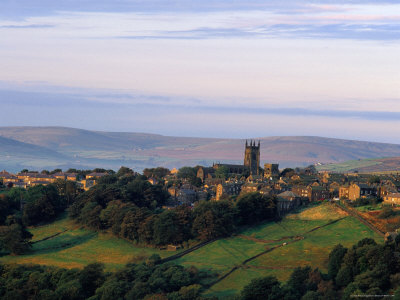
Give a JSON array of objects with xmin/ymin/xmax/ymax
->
[{"xmin": 31, "ymin": 231, "xmax": 97, "ymax": 254}]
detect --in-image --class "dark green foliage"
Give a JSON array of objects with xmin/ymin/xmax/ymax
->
[
  {"xmin": 241, "ymin": 276, "xmax": 282, "ymax": 300},
  {"xmin": 240, "ymin": 237, "xmax": 400, "ymax": 299},
  {"xmin": 335, "ymin": 265, "xmax": 353, "ymax": 288},
  {"xmin": 328, "ymin": 244, "xmax": 347, "ymax": 280},
  {"xmin": 301, "ymin": 291, "xmax": 321, "ymax": 300},
  {"xmin": 0, "ymin": 223, "xmax": 32, "ymax": 255},
  {"xmin": 177, "ymin": 167, "xmax": 197, "ymax": 180},
  {"xmin": 0, "ymin": 261, "xmax": 203, "ymax": 300},
  {"xmin": 117, "ymin": 166, "xmax": 135, "ymax": 177},
  {"xmin": 79, "ymin": 263, "xmax": 105, "ymax": 297},
  {"xmin": 0, "ymin": 193, "xmax": 20, "ymax": 225},
  {"xmin": 192, "ymin": 201, "xmax": 236, "ymax": 240},
  {"xmin": 215, "ymin": 166, "xmax": 229, "ymax": 180},
  {"xmin": 143, "ymin": 167, "xmax": 170, "ymax": 179},
  {"xmin": 177, "ymin": 167, "xmax": 202, "ymax": 187},
  {"xmin": 236, "ymin": 192, "xmax": 276, "ymax": 225},
  {"xmin": 71, "ymin": 170, "xmax": 277, "ymax": 245},
  {"xmin": 21, "ymin": 184, "xmax": 72, "ymax": 226},
  {"xmin": 378, "ymin": 206, "xmax": 394, "ymax": 219},
  {"xmin": 284, "ymin": 266, "xmax": 313, "ymax": 299},
  {"xmin": 368, "ymin": 175, "xmax": 381, "ymax": 184},
  {"xmin": 280, "ymin": 168, "xmax": 295, "ymax": 177}
]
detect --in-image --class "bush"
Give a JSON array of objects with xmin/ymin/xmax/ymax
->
[{"xmin": 378, "ymin": 206, "xmax": 394, "ymax": 219}]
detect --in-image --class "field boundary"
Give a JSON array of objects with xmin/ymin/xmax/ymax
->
[
  {"xmin": 32, "ymin": 230, "xmax": 69, "ymax": 244},
  {"xmin": 205, "ymin": 216, "xmax": 348, "ymax": 290},
  {"xmin": 332, "ymin": 202, "xmax": 385, "ymax": 237},
  {"xmin": 159, "ymin": 239, "xmax": 218, "ymax": 264}
]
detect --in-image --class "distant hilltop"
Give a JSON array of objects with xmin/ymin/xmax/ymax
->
[{"xmin": 1, "ymin": 126, "xmax": 400, "ymax": 172}]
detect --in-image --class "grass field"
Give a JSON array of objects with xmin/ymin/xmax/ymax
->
[
  {"xmin": 0, "ymin": 203, "xmax": 384, "ymax": 298},
  {"xmin": 317, "ymin": 158, "xmax": 381, "ymax": 173},
  {"xmin": 0, "ymin": 216, "xmax": 174, "ymax": 271},
  {"xmin": 202, "ymin": 203, "xmax": 382, "ymax": 298}
]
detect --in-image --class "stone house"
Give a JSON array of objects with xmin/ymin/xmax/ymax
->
[
  {"xmin": 383, "ymin": 193, "xmax": 400, "ymax": 206},
  {"xmin": 276, "ymin": 191, "xmax": 301, "ymax": 215},
  {"xmin": 310, "ymin": 186, "xmax": 330, "ymax": 201},
  {"xmin": 216, "ymin": 182, "xmax": 242, "ymax": 201},
  {"xmin": 339, "ymin": 185, "xmax": 350, "ymax": 199},
  {"xmin": 348, "ymin": 183, "xmax": 377, "ymax": 201}
]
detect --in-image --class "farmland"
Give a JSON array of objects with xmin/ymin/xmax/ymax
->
[
  {"xmin": 0, "ymin": 215, "xmax": 173, "ymax": 271},
  {"xmin": 200, "ymin": 203, "xmax": 382, "ymax": 298},
  {"xmin": 0, "ymin": 202, "xmax": 383, "ymax": 298}
]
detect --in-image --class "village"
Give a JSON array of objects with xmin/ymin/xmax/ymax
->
[{"xmin": 1, "ymin": 141, "xmax": 400, "ymax": 214}]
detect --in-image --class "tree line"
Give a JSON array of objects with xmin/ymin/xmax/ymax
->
[
  {"xmin": 0, "ymin": 260, "xmax": 208, "ymax": 300},
  {"xmin": 69, "ymin": 172, "xmax": 277, "ymax": 246},
  {"xmin": 0, "ymin": 179, "xmax": 80, "ymax": 255},
  {"xmin": 241, "ymin": 237, "xmax": 400, "ymax": 299},
  {"xmin": 1, "ymin": 237, "xmax": 399, "ymax": 299}
]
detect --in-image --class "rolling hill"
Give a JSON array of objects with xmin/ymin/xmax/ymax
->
[
  {"xmin": 317, "ymin": 157, "xmax": 400, "ymax": 173},
  {"xmin": 1, "ymin": 126, "xmax": 400, "ymax": 172}
]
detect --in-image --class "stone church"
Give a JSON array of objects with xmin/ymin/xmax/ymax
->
[{"xmin": 197, "ymin": 140, "xmax": 261, "ymax": 181}]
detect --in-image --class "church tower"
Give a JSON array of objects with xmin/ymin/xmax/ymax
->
[{"xmin": 244, "ymin": 140, "xmax": 260, "ymax": 175}]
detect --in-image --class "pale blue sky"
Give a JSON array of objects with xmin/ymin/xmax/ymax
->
[{"xmin": 0, "ymin": 1, "xmax": 399, "ymax": 142}]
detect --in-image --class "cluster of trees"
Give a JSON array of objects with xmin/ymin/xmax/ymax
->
[
  {"xmin": 241, "ymin": 237, "xmax": 400, "ymax": 299},
  {"xmin": 143, "ymin": 167, "xmax": 170, "ymax": 179},
  {"xmin": 0, "ymin": 192, "xmax": 33, "ymax": 255},
  {"xmin": 177, "ymin": 167, "xmax": 203, "ymax": 187},
  {"xmin": 349, "ymin": 196, "xmax": 381, "ymax": 207},
  {"xmin": 20, "ymin": 168, "xmax": 116, "ymax": 179},
  {"xmin": 0, "ymin": 261, "xmax": 206, "ymax": 300},
  {"xmin": 3, "ymin": 237, "xmax": 400, "ymax": 299},
  {"xmin": 69, "ymin": 170, "xmax": 277, "ymax": 246},
  {"xmin": 0, "ymin": 179, "xmax": 82, "ymax": 255}
]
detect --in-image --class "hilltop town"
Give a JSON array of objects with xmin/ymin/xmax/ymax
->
[
  {"xmin": 2, "ymin": 140, "xmax": 400, "ymax": 212},
  {"xmin": 1, "ymin": 141, "xmax": 400, "ymax": 298}
]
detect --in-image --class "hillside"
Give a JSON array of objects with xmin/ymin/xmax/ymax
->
[
  {"xmin": 318, "ymin": 157, "xmax": 400, "ymax": 173},
  {"xmin": 1, "ymin": 126, "xmax": 400, "ymax": 172},
  {"xmin": 0, "ymin": 203, "xmax": 382, "ymax": 298}
]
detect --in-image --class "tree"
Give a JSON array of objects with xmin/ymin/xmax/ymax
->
[
  {"xmin": 192, "ymin": 201, "xmax": 236, "ymax": 240},
  {"xmin": 117, "ymin": 166, "xmax": 134, "ymax": 177},
  {"xmin": 143, "ymin": 167, "xmax": 170, "ymax": 179},
  {"xmin": 368, "ymin": 176, "xmax": 381, "ymax": 185},
  {"xmin": 50, "ymin": 168, "xmax": 62, "ymax": 174},
  {"xmin": 280, "ymin": 168, "xmax": 295, "ymax": 178},
  {"xmin": 177, "ymin": 167, "xmax": 196, "ymax": 180},
  {"xmin": 284, "ymin": 266, "xmax": 312, "ymax": 299},
  {"xmin": 153, "ymin": 210, "xmax": 180, "ymax": 245},
  {"xmin": 328, "ymin": 244, "xmax": 347, "ymax": 280},
  {"xmin": 0, "ymin": 223, "xmax": 33, "ymax": 255},
  {"xmin": 79, "ymin": 263, "xmax": 105, "ymax": 298},
  {"xmin": 335, "ymin": 265, "xmax": 353, "ymax": 288},
  {"xmin": 378, "ymin": 206, "xmax": 394, "ymax": 219},
  {"xmin": 236, "ymin": 192, "xmax": 276, "ymax": 225},
  {"xmin": 22, "ymin": 184, "xmax": 62, "ymax": 226},
  {"xmin": 241, "ymin": 276, "xmax": 282, "ymax": 300},
  {"xmin": 215, "ymin": 166, "xmax": 229, "ymax": 180}
]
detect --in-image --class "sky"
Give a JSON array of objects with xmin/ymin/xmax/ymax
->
[{"xmin": 0, "ymin": 0, "xmax": 399, "ymax": 142}]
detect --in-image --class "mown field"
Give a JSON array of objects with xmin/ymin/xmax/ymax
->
[
  {"xmin": 0, "ymin": 215, "xmax": 174, "ymax": 271},
  {"xmin": 0, "ymin": 202, "xmax": 384, "ymax": 298}
]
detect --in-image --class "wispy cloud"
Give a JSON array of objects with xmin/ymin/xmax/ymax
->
[
  {"xmin": 0, "ymin": 24, "xmax": 54, "ymax": 29},
  {"xmin": 2, "ymin": 3, "xmax": 400, "ymax": 41},
  {"xmin": 1, "ymin": 84, "xmax": 400, "ymax": 121}
]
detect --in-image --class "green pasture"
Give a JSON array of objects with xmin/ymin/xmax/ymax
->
[
  {"xmin": 317, "ymin": 158, "xmax": 381, "ymax": 173},
  {"xmin": 202, "ymin": 203, "xmax": 383, "ymax": 298},
  {"xmin": 355, "ymin": 203, "xmax": 383, "ymax": 212},
  {"xmin": 0, "ymin": 202, "xmax": 385, "ymax": 298},
  {"xmin": 0, "ymin": 216, "xmax": 173, "ymax": 271}
]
